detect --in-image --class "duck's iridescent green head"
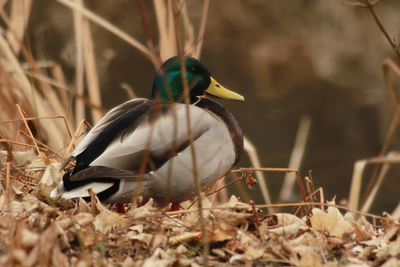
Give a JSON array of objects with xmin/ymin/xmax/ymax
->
[{"xmin": 151, "ymin": 56, "xmax": 244, "ymax": 103}]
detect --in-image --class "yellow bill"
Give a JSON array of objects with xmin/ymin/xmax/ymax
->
[{"xmin": 205, "ymin": 77, "xmax": 244, "ymax": 101}]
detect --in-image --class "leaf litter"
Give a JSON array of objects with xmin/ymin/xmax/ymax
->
[{"xmin": 0, "ymin": 152, "xmax": 400, "ymax": 266}]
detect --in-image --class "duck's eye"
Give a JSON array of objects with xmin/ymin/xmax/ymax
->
[{"xmin": 188, "ymin": 66, "xmax": 197, "ymax": 72}]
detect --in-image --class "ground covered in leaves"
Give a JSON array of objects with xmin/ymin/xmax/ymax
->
[{"xmin": 0, "ymin": 153, "xmax": 400, "ymax": 266}]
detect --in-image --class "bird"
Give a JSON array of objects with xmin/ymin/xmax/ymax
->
[{"xmin": 50, "ymin": 56, "xmax": 244, "ymax": 208}]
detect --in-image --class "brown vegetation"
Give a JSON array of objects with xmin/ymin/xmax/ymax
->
[{"xmin": 1, "ymin": 0, "xmax": 400, "ymax": 266}]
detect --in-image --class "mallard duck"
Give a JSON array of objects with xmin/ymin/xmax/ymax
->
[{"xmin": 50, "ymin": 56, "xmax": 244, "ymax": 207}]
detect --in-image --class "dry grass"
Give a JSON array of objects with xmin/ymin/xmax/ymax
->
[
  {"xmin": 0, "ymin": 154, "xmax": 399, "ymax": 265},
  {"xmin": 0, "ymin": 0, "xmax": 400, "ymax": 266}
]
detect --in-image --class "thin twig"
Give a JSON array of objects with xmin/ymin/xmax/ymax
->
[
  {"xmin": 231, "ymin": 167, "xmax": 308, "ymax": 213},
  {"xmin": 243, "ymin": 137, "xmax": 273, "ymax": 212},
  {"xmin": 188, "ymin": 175, "xmax": 243, "ymax": 209},
  {"xmin": 18, "ymin": 131, "xmax": 63, "ymax": 159},
  {"xmin": 230, "ymin": 167, "xmax": 301, "ymax": 173},
  {"xmin": 24, "ymin": 70, "xmax": 105, "ymax": 113},
  {"xmin": 0, "ymin": 139, "xmax": 37, "ymax": 149},
  {"xmin": 16, "ymin": 105, "xmax": 42, "ymax": 158},
  {"xmin": 382, "ymin": 59, "xmax": 400, "ymax": 112},
  {"xmin": 318, "ymin": 187, "xmax": 325, "ymax": 210},
  {"xmin": 0, "ymin": 171, "xmax": 38, "ymax": 187},
  {"xmin": 88, "ymin": 189, "xmax": 97, "ymax": 215},
  {"xmin": 61, "ymin": 119, "xmax": 92, "ymax": 165},
  {"xmin": 194, "ymin": 0, "xmax": 209, "ymax": 58},
  {"xmin": 279, "ymin": 115, "xmax": 311, "ymax": 202},
  {"xmin": 2, "ymin": 162, "xmax": 12, "ymax": 211},
  {"xmin": 341, "ymin": 0, "xmax": 379, "ymax": 8},
  {"xmin": 173, "ymin": 1, "xmax": 209, "ymax": 265},
  {"xmin": 250, "ymin": 200, "xmax": 261, "ymax": 228},
  {"xmin": 365, "ymin": 103, "xmax": 400, "ymax": 197},
  {"xmin": 135, "ymin": 0, "xmax": 159, "ymax": 63},
  {"xmin": 0, "ymin": 115, "xmax": 73, "ymax": 141},
  {"xmin": 363, "ymin": 0, "xmax": 400, "ymax": 59},
  {"xmin": 166, "ymin": 201, "xmax": 385, "ymax": 221},
  {"xmin": 73, "ymin": 0, "xmax": 86, "ymax": 129},
  {"xmin": 206, "ymin": 176, "xmax": 243, "ymax": 197}
]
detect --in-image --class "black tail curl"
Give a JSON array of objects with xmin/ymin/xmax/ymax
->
[{"xmin": 62, "ymin": 171, "xmax": 120, "ymax": 201}]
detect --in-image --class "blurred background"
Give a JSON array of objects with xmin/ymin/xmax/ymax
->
[{"xmin": 4, "ymin": 0, "xmax": 400, "ymax": 213}]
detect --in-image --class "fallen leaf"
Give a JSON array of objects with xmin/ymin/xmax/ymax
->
[
  {"xmin": 212, "ymin": 209, "xmax": 251, "ymax": 226},
  {"xmin": 299, "ymin": 253, "xmax": 322, "ymax": 267},
  {"xmin": 74, "ymin": 212, "xmax": 94, "ymax": 227},
  {"xmin": 309, "ymin": 206, "xmax": 353, "ymax": 238},
  {"xmin": 169, "ymin": 232, "xmax": 202, "ymax": 245},
  {"xmin": 0, "ymin": 150, "xmax": 36, "ymax": 167},
  {"xmin": 142, "ymin": 248, "xmax": 174, "ymax": 267},
  {"xmin": 127, "ymin": 232, "xmax": 153, "ymax": 246},
  {"xmin": 128, "ymin": 199, "xmax": 160, "ymax": 221},
  {"xmin": 93, "ymin": 209, "xmax": 127, "ymax": 234},
  {"xmin": 40, "ymin": 162, "xmax": 62, "ymax": 186},
  {"xmin": 21, "ymin": 228, "xmax": 40, "ymax": 248},
  {"xmin": 129, "ymin": 224, "xmax": 144, "ymax": 234},
  {"xmin": 269, "ymin": 224, "xmax": 300, "ymax": 236},
  {"xmin": 381, "ymin": 257, "xmax": 400, "ymax": 267},
  {"xmin": 210, "ymin": 228, "xmax": 234, "ymax": 242},
  {"xmin": 220, "ymin": 195, "xmax": 252, "ymax": 211}
]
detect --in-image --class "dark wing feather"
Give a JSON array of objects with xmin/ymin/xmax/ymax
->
[
  {"xmin": 62, "ymin": 166, "xmax": 147, "ymax": 196},
  {"xmin": 71, "ymin": 99, "xmax": 154, "ymax": 173},
  {"xmin": 69, "ymin": 166, "xmax": 144, "ymax": 181}
]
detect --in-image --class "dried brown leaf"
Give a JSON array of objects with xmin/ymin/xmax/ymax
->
[
  {"xmin": 210, "ymin": 228, "xmax": 234, "ymax": 242},
  {"xmin": 382, "ymin": 212, "xmax": 400, "ymax": 233},
  {"xmin": 169, "ymin": 232, "xmax": 202, "ymax": 245},
  {"xmin": 389, "ymin": 236, "xmax": 400, "ymax": 257},
  {"xmin": 142, "ymin": 248, "xmax": 174, "ymax": 267},
  {"xmin": 381, "ymin": 258, "xmax": 400, "ymax": 267},
  {"xmin": 93, "ymin": 209, "xmax": 127, "ymax": 234},
  {"xmin": 309, "ymin": 206, "xmax": 353, "ymax": 238},
  {"xmin": 267, "ymin": 213, "xmax": 307, "ymax": 227},
  {"xmin": 299, "ymin": 253, "xmax": 323, "ymax": 267},
  {"xmin": 40, "ymin": 161, "xmax": 62, "ymax": 186},
  {"xmin": 127, "ymin": 232, "xmax": 153, "ymax": 246},
  {"xmin": 269, "ymin": 224, "xmax": 301, "ymax": 236},
  {"xmin": 21, "ymin": 228, "xmax": 40, "ymax": 248},
  {"xmin": 211, "ymin": 209, "xmax": 251, "ymax": 226},
  {"xmin": 128, "ymin": 199, "xmax": 160, "ymax": 221},
  {"xmin": 221, "ymin": 195, "xmax": 252, "ymax": 211},
  {"xmin": 74, "ymin": 212, "xmax": 94, "ymax": 226},
  {"xmin": 56, "ymin": 216, "xmax": 73, "ymax": 230}
]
